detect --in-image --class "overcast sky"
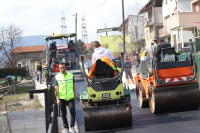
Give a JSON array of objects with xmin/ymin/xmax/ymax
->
[{"xmin": 0, "ymin": 0, "xmax": 149, "ymax": 43}]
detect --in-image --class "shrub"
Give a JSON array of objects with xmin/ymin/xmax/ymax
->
[{"xmin": 0, "ymin": 67, "xmax": 27, "ymax": 78}]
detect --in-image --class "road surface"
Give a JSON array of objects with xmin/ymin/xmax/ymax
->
[{"xmin": 74, "ymin": 80, "xmax": 200, "ymax": 133}]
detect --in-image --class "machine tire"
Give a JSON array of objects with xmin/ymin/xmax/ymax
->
[
  {"xmin": 136, "ymin": 82, "xmax": 149, "ymax": 108},
  {"xmin": 149, "ymin": 91, "xmax": 157, "ymax": 113}
]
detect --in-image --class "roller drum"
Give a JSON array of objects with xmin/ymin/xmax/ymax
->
[
  {"xmin": 149, "ymin": 87, "xmax": 200, "ymax": 113},
  {"xmin": 83, "ymin": 107, "xmax": 132, "ymax": 131}
]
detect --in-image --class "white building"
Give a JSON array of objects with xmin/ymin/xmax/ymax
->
[{"xmin": 159, "ymin": 0, "xmax": 200, "ymax": 50}]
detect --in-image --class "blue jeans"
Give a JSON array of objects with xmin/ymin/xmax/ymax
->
[{"xmin": 37, "ymin": 71, "xmax": 42, "ymax": 83}]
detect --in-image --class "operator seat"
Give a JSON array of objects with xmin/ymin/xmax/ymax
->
[
  {"xmin": 89, "ymin": 59, "xmax": 120, "ymax": 91},
  {"xmin": 93, "ymin": 59, "xmax": 114, "ymax": 79}
]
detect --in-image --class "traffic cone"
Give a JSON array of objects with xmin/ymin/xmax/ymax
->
[{"xmin": 126, "ymin": 79, "xmax": 130, "ymax": 84}]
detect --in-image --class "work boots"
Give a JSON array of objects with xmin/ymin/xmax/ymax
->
[{"xmin": 126, "ymin": 80, "xmax": 130, "ymax": 84}]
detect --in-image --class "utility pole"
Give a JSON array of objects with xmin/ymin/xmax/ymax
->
[
  {"xmin": 122, "ymin": 0, "xmax": 125, "ymax": 54},
  {"xmin": 75, "ymin": 13, "xmax": 77, "ymax": 47},
  {"xmin": 105, "ymin": 23, "xmax": 108, "ymax": 36}
]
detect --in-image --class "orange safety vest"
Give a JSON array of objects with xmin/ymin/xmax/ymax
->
[{"xmin": 88, "ymin": 57, "xmax": 117, "ymax": 78}]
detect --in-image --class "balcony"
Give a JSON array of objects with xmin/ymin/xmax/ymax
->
[
  {"xmin": 168, "ymin": 12, "xmax": 200, "ymax": 30},
  {"xmin": 159, "ymin": 26, "xmax": 170, "ymax": 37},
  {"xmin": 144, "ymin": 17, "xmax": 154, "ymax": 27}
]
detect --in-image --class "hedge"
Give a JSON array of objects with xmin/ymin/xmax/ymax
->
[{"xmin": 0, "ymin": 67, "xmax": 27, "ymax": 78}]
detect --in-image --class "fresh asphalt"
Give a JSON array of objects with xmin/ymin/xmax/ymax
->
[{"xmin": 74, "ymin": 80, "xmax": 200, "ymax": 133}]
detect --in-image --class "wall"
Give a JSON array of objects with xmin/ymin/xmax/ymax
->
[
  {"xmin": 15, "ymin": 51, "xmax": 46, "ymax": 76},
  {"xmin": 99, "ymin": 35, "xmax": 132, "ymax": 55},
  {"xmin": 162, "ymin": 0, "xmax": 176, "ymax": 20},
  {"xmin": 145, "ymin": 25, "xmax": 157, "ymax": 51},
  {"xmin": 154, "ymin": 7, "xmax": 163, "ymax": 24},
  {"xmin": 191, "ymin": 0, "xmax": 200, "ymax": 12}
]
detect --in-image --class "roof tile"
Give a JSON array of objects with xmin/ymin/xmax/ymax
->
[{"xmin": 12, "ymin": 45, "xmax": 47, "ymax": 53}]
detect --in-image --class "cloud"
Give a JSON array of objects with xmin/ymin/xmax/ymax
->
[{"xmin": 0, "ymin": 0, "xmax": 149, "ymax": 43}]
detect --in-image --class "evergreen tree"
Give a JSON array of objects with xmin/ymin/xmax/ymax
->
[{"xmin": 77, "ymin": 39, "xmax": 88, "ymax": 55}]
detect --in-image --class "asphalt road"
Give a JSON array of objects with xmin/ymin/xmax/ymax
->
[{"xmin": 74, "ymin": 80, "xmax": 200, "ymax": 133}]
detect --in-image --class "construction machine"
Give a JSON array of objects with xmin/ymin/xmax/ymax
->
[
  {"xmin": 44, "ymin": 33, "xmax": 84, "ymax": 82},
  {"xmin": 134, "ymin": 39, "xmax": 200, "ymax": 113},
  {"xmin": 80, "ymin": 53, "xmax": 132, "ymax": 131}
]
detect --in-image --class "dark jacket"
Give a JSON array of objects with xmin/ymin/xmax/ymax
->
[
  {"xmin": 49, "ymin": 43, "xmax": 57, "ymax": 51},
  {"xmin": 155, "ymin": 40, "xmax": 171, "ymax": 58},
  {"xmin": 37, "ymin": 65, "xmax": 42, "ymax": 71},
  {"xmin": 135, "ymin": 58, "xmax": 140, "ymax": 68},
  {"xmin": 115, "ymin": 57, "xmax": 122, "ymax": 68},
  {"xmin": 124, "ymin": 58, "xmax": 132, "ymax": 68}
]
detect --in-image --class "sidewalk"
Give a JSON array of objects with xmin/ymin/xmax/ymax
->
[{"xmin": 33, "ymin": 79, "xmax": 79, "ymax": 133}]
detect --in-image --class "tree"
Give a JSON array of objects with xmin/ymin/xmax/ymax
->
[
  {"xmin": 76, "ymin": 39, "xmax": 88, "ymax": 55},
  {"xmin": 0, "ymin": 24, "xmax": 23, "ymax": 92},
  {"xmin": 88, "ymin": 41, "xmax": 94, "ymax": 55},
  {"xmin": 113, "ymin": 0, "xmax": 145, "ymax": 55}
]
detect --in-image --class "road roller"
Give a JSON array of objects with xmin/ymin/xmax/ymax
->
[
  {"xmin": 80, "ymin": 53, "xmax": 132, "ymax": 131},
  {"xmin": 135, "ymin": 40, "xmax": 200, "ymax": 113}
]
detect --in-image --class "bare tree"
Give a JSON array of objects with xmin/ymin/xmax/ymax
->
[
  {"xmin": 0, "ymin": 24, "xmax": 23, "ymax": 92},
  {"xmin": 112, "ymin": 0, "xmax": 145, "ymax": 55}
]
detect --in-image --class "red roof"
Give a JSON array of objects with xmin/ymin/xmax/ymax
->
[
  {"xmin": 84, "ymin": 43, "xmax": 92, "ymax": 50},
  {"xmin": 194, "ymin": 22, "xmax": 200, "ymax": 30},
  {"xmin": 12, "ymin": 45, "xmax": 47, "ymax": 53}
]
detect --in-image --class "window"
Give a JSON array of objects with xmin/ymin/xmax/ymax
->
[
  {"xmin": 150, "ymin": 27, "xmax": 153, "ymax": 37},
  {"xmin": 17, "ymin": 64, "xmax": 22, "ymax": 68},
  {"xmin": 147, "ymin": 30, "xmax": 149, "ymax": 39}
]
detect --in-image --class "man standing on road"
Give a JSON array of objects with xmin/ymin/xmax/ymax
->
[
  {"xmin": 37, "ymin": 62, "xmax": 43, "ymax": 84},
  {"xmin": 140, "ymin": 47, "xmax": 146, "ymax": 61},
  {"xmin": 85, "ymin": 56, "xmax": 92, "ymax": 73},
  {"xmin": 42, "ymin": 63, "xmax": 50, "ymax": 85},
  {"xmin": 124, "ymin": 54, "xmax": 134, "ymax": 84},
  {"xmin": 115, "ymin": 54, "xmax": 122, "ymax": 72},
  {"xmin": 35, "ymin": 62, "xmax": 39, "ymax": 81},
  {"xmin": 135, "ymin": 54, "xmax": 140, "ymax": 68},
  {"xmin": 54, "ymin": 63, "xmax": 76, "ymax": 133}
]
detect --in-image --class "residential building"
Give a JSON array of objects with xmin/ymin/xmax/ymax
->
[
  {"xmin": 12, "ymin": 45, "xmax": 47, "ymax": 76},
  {"xmin": 160, "ymin": 0, "xmax": 200, "ymax": 50},
  {"xmin": 139, "ymin": 0, "xmax": 163, "ymax": 51},
  {"xmin": 191, "ymin": 0, "xmax": 200, "ymax": 12},
  {"xmin": 121, "ymin": 15, "xmax": 145, "ymax": 44},
  {"xmin": 99, "ymin": 35, "xmax": 132, "ymax": 55}
]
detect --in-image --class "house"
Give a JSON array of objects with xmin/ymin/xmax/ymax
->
[
  {"xmin": 160, "ymin": 0, "xmax": 200, "ymax": 50},
  {"xmin": 12, "ymin": 45, "xmax": 47, "ymax": 76},
  {"xmin": 99, "ymin": 35, "xmax": 132, "ymax": 55},
  {"xmin": 120, "ymin": 15, "xmax": 145, "ymax": 53},
  {"xmin": 139, "ymin": 0, "xmax": 163, "ymax": 50}
]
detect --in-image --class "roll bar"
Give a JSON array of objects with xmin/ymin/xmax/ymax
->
[
  {"xmin": 81, "ymin": 53, "xmax": 124, "ymax": 82},
  {"xmin": 155, "ymin": 39, "xmax": 196, "ymax": 85}
]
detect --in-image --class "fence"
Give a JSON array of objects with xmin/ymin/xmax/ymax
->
[
  {"xmin": 0, "ymin": 82, "xmax": 59, "ymax": 133},
  {"xmin": 28, "ymin": 84, "xmax": 59, "ymax": 133}
]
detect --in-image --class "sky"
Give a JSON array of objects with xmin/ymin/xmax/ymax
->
[{"xmin": 0, "ymin": 0, "xmax": 149, "ymax": 43}]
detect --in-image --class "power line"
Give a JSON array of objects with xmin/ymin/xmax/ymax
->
[
  {"xmin": 0, "ymin": 2, "xmax": 74, "ymax": 20},
  {"xmin": 22, "ymin": 19, "xmax": 59, "ymax": 29},
  {"xmin": 84, "ymin": 0, "xmax": 104, "ymax": 16},
  {"xmin": 85, "ymin": 0, "xmax": 108, "ymax": 17}
]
